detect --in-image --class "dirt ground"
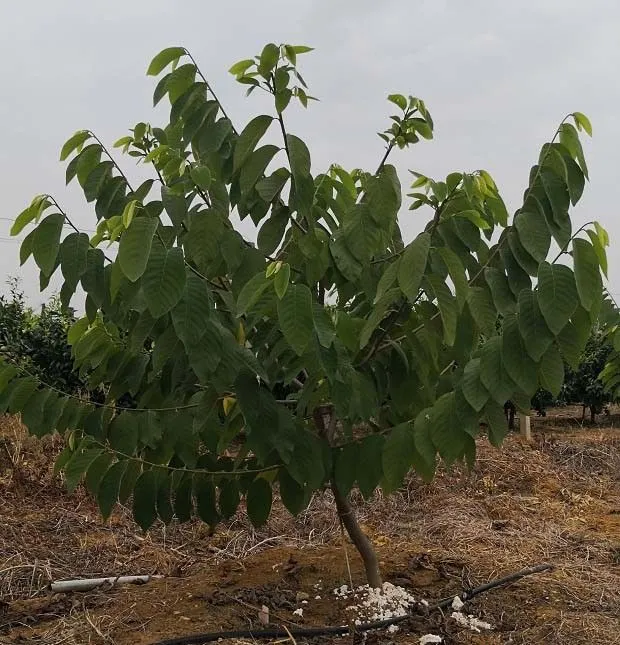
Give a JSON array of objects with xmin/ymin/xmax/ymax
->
[{"xmin": 1, "ymin": 408, "xmax": 620, "ymax": 644}]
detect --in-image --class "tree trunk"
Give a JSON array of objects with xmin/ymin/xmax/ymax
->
[
  {"xmin": 582, "ymin": 405, "xmax": 586, "ymax": 421},
  {"xmin": 331, "ymin": 484, "xmax": 383, "ymax": 589},
  {"xmin": 590, "ymin": 406, "xmax": 596, "ymax": 424}
]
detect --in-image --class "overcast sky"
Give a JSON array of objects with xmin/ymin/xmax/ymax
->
[{"xmin": 1, "ymin": 0, "xmax": 618, "ymax": 308}]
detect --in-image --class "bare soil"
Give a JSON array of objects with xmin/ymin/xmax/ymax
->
[{"xmin": 1, "ymin": 409, "xmax": 620, "ymax": 644}]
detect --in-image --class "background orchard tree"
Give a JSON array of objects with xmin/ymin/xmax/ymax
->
[{"xmin": 3, "ymin": 43, "xmax": 609, "ymax": 588}]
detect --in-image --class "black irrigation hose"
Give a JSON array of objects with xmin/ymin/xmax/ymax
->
[{"xmin": 151, "ymin": 563, "xmax": 553, "ymax": 645}]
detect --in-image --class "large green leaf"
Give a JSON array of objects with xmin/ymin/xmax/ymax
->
[
  {"xmin": 480, "ymin": 336, "xmax": 515, "ymax": 405},
  {"xmin": 60, "ymin": 232, "xmax": 89, "ymax": 286},
  {"xmin": 382, "ymin": 423, "xmax": 415, "ymax": 493},
  {"xmin": 572, "ymin": 238, "xmax": 602, "ymax": 312},
  {"xmin": 133, "ymin": 470, "xmax": 160, "ymax": 532},
  {"xmin": 461, "ymin": 358, "xmax": 489, "ymax": 412},
  {"xmin": 240, "ymin": 145, "xmax": 280, "ymax": 196},
  {"xmin": 171, "ymin": 273, "xmax": 213, "ymax": 349},
  {"xmin": 84, "ymin": 161, "xmax": 114, "ymax": 202},
  {"xmin": 277, "ymin": 283, "xmax": 314, "ymax": 355},
  {"xmin": 502, "ymin": 316, "xmax": 538, "ymax": 396},
  {"xmin": 426, "ymin": 276, "xmax": 457, "ymax": 346},
  {"xmin": 398, "ymin": 233, "xmax": 430, "ymax": 302},
  {"xmin": 539, "ymin": 343, "xmax": 564, "ymax": 396},
  {"xmin": 429, "ymin": 392, "xmax": 468, "ymax": 464},
  {"xmin": 246, "ymin": 477, "xmax": 273, "ymax": 527},
  {"xmin": 257, "ymin": 205, "xmax": 289, "ymax": 254},
  {"xmin": 514, "ymin": 211, "xmax": 551, "ymax": 263},
  {"xmin": 517, "ymin": 290, "xmax": 554, "ymax": 362},
  {"xmin": 60, "ymin": 130, "xmax": 91, "ymax": 161},
  {"xmin": 97, "ymin": 461, "xmax": 127, "ymax": 521},
  {"xmin": 357, "ymin": 435, "xmax": 384, "ymax": 499},
  {"xmin": 537, "ymin": 262, "xmax": 579, "ymax": 335},
  {"xmin": 234, "ymin": 115, "xmax": 273, "ymax": 172},
  {"xmin": 334, "ymin": 443, "xmax": 358, "ymax": 497},
  {"xmin": 118, "ymin": 217, "xmax": 158, "ymax": 282},
  {"xmin": 108, "ymin": 412, "xmax": 139, "ymax": 456},
  {"xmin": 64, "ymin": 447, "xmax": 103, "ymax": 494},
  {"xmin": 484, "ymin": 267, "xmax": 516, "ymax": 315},
  {"xmin": 236, "ymin": 272, "xmax": 271, "ymax": 316},
  {"xmin": 147, "ymin": 46, "xmax": 186, "ymax": 76},
  {"xmin": 467, "ymin": 286, "xmax": 497, "ymax": 337},
  {"xmin": 32, "ymin": 213, "xmax": 64, "ymax": 276},
  {"xmin": 143, "ymin": 240, "xmax": 187, "ymax": 318}
]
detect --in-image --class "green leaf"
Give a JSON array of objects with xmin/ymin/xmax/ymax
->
[
  {"xmin": 277, "ymin": 283, "xmax": 314, "ymax": 355},
  {"xmin": 147, "ymin": 46, "xmax": 186, "ymax": 76},
  {"xmin": 64, "ymin": 447, "xmax": 103, "ymax": 494},
  {"xmin": 173, "ymin": 475, "xmax": 193, "ymax": 522},
  {"xmin": 334, "ymin": 443, "xmax": 358, "ymax": 496},
  {"xmin": 484, "ymin": 401, "xmax": 509, "ymax": 447},
  {"xmin": 240, "ymin": 145, "xmax": 280, "ymax": 196},
  {"xmin": 278, "ymin": 468, "xmax": 307, "ymax": 515},
  {"xmin": 286, "ymin": 134, "xmax": 311, "ymax": 177},
  {"xmin": 143, "ymin": 240, "xmax": 187, "ymax": 318},
  {"xmin": 537, "ymin": 262, "xmax": 579, "ymax": 335},
  {"xmin": 108, "ymin": 412, "xmax": 139, "ymax": 456},
  {"xmin": 171, "ymin": 273, "xmax": 213, "ymax": 349},
  {"xmin": 359, "ymin": 288, "xmax": 399, "ymax": 349},
  {"xmin": 190, "ymin": 164, "xmax": 212, "ymax": 191},
  {"xmin": 437, "ymin": 247, "xmax": 468, "ymax": 310},
  {"xmin": 485, "ymin": 267, "xmax": 516, "ymax": 316},
  {"xmin": 398, "ymin": 233, "xmax": 431, "ymax": 302},
  {"xmin": 258, "ymin": 43, "xmax": 279, "ymax": 76},
  {"xmin": 256, "ymin": 169, "xmax": 290, "ymax": 204},
  {"xmin": 133, "ymin": 470, "xmax": 160, "ymax": 532},
  {"xmin": 60, "ymin": 232, "xmax": 90, "ymax": 285},
  {"xmin": 382, "ymin": 423, "xmax": 415, "ymax": 493},
  {"xmin": 32, "ymin": 213, "xmax": 64, "ymax": 276},
  {"xmin": 97, "ymin": 461, "xmax": 127, "ymax": 521},
  {"xmin": 572, "ymin": 238, "xmax": 602, "ymax": 312},
  {"xmin": 514, "ymin": 211, "xmax": 551, "ymax": 263},
  {"xmin": 234, "ymin": 115, "xmax": 274, "ymax": 173},
  {"xmin": 229, "ymin": 59, "xmax": 254, "ymax": 76},
  {"xmin": 517, "ymin": 290, "xmax": 554, "ymax": 362},
  {"xmin": 461, "ymin": 358, "xmax": 489, "ymax": 412},
  {"xmin": 573, "ymin": 111, "xmax": 592, "ymax": 136},
  {"xmin": 274, "ymin": 263, "xmax": 291, "ymax": 299},
  {"xmin": 357, "ymin": 435, "xmax": 384, "ymax": 499},
  {"xmin": 291, "ymin": 45, "xmax": 314, "ymax": 54},
  {"xmin": 502, "ymin": 316, "xmax": 538, "ymax": 396},
  {"xmin": 85, "ymin": 453, "xmax": 115, "ymax": 495},
  {"xmin": 193, "ymin": 474, "xmax": 219, "ymax": 525},
  {"xmin": 313, "ymin": 303, "xmax": 336, "ymax": 348},
  {"xmin": 387, "ymin": 94, "xmax": 407, "ymax": 111},
  {"xmin": 374, "ymin": 259, "xmax": 399, "ymax": 304},
  {"xmin": 539, "ymin": 343, "xmax": 564, "ymax": 396},
  {"xmin": 257, "ymin": 204, "xmax": 289, "ymax": 254},
  {"xmin": 586, "ymin": 229, "xmax": 608, "ymax": 278},
  {"xmin": 429, "ymin": 392, "xmax": 468, "ymax": 464},
  {"xmin": 480, "ymin": 336, "xmax": 515, "ymax": 405},
  {"xmin": 427, "ymin": 275, "xmax": 457, "ymax": 346},
  {"xmin": 118, "ymin": 217, "xmax": 158, "ymax": 282},
  {"xmin": 161, "ymin": 186, "xmax": 188, "ymax": 228},
  {"xmin": 84, "ymin": 161, "xmax": 114, "ymax": 202},
  {"xmin": 467, "ymin": 287, "xmax": 497, "ymax": 337},
  {"xmin": 60, "ymin": 130, "xmax": 91, "ymax": 161},
  {"xmin": 236, "ymin": 272, "xmax": 271, "ymax": 316},
  {"xmin": 246, "ymin": 477, "xmax": 273, "ymax": 527},
  {"xmin": 218, "ymin": 479, "xmax": 240, "ymax": 519}
]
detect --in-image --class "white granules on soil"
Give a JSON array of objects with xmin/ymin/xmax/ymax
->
[{"xmin": 333, "ymin": 582, "xmax": 416, "ymax": 625}]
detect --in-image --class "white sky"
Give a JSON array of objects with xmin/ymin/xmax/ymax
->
[{"xmin": 1, "ymin": 0, "xmax": 619, "ymax": 308}]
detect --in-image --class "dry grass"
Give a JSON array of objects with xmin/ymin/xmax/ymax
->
[{"xmin": 2, "ymin": 413, "xmax": 620, "ymax": 643}]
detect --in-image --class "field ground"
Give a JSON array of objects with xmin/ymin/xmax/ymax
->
[{"xmin": 1, "ymin": 408, "xmax": 620, "ymax": 644}]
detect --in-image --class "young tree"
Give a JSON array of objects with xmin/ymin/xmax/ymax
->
[{"xmin": 2, "ymin": 44, "xmax": 608, "ymax": 587}]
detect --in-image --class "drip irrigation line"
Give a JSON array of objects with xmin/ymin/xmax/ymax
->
[{"xmin": 150, "ymin": 563, "xmax": 553, "ymax": 645}]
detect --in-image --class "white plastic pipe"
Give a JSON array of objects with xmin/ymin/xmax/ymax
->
[{"xmin": 49, "ymin": 574, "xmax": 162, "ymax": 593}]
